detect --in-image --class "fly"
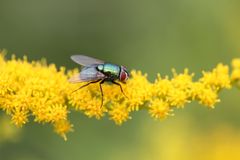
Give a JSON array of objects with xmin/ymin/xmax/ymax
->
[{"xmin": 69, "ymin": 55, "xmax": 129, "ymax": 108}]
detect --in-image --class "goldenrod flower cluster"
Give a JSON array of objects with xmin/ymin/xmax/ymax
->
[{"xmin": 0, "ymin": 50, "xmax": 239, "ymax": 140}]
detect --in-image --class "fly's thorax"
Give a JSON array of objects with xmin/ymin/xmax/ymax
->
[{"xmin": 98, "ymin": 63, "xmax": 121, "ymax": 78}]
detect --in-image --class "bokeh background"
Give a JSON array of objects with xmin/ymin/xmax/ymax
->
[{"xmin": 0, "ymin": 0, "xmax": 240, "ymax": 160}]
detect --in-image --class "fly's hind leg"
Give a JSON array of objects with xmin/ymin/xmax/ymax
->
[
  {"xmin": 99, "ymin": 79, "xmax": 105, "ymax": 108},
  {"xmin": 111, "ymin": 80, "xmax": 128, "ymax": 99},
  {"xmin": 72, "ymin": 79, "xmax": 101, "ymax": 93}
]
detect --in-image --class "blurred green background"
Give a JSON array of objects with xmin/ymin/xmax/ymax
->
[{"xmin": 0, "ymin": 0, "xmax": 240, "ymax": 160}]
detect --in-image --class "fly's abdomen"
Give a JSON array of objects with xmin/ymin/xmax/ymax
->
[{"xmin": 102, "ymin": 63, "xmax": 120, "ymax": 78}]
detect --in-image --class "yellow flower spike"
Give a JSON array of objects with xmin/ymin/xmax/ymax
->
[
  {"xmin": 153, "ymin": 74, "xmax": 172, "ymax": 98},
  {"xmin": 193, "ymin": 83, "xmax": 220, "ymax": 108},
  {"xmin": 198, "ymin": 89, "xmax": 220, "ymax": 108},
  {"xmin": 68, "ymin": 82, "xmax": 105, "ymax": 112},
  {"xmin": 149, "ymin": 99, "xmax": 172, "ymax": 120},
  {"xmin": 0, "ymin": 50, "xmax": 240, "ymax": 140},
  {"xmin": 171, "ymin": 68, "xmax": 194, "ymax": 90},
  {"xmin": 103, "ymin": 83, "xmax": 124, "ymax": 101},
  {"xmin": 46, "ymin": 104, "xmax": 68, "ymax": 123},
  {"xmin": 109, "ymin": 102, "xmax": 131, "ymax": 125},
  {"xmin": 125, "ymin": 70, "xmax": 153, "ymax": 111},
  {"xmin": 200, "ymin": 63, "xmax": 231, "ymax": 90},
  {"xmin": 166, "ymin": 69, "xmax": 193, "ymax": 107},
  {"xmin": 11, "ymin": 108, "xmax": 29, "ymax": 127},
  {"xmin": 53, "ymin": 120, "xmax": 73, "ymax": 141},
  {"xmin": 167, "ymin": 89, "xmax": 190, "ymax": 108},
  {"xmin": 84, "ymin": 97, "xmax": 106, "ymax": 119}
]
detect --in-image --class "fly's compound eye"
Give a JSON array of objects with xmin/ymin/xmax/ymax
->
[{"xmin": 120, "ymin": 71, "xmax": 128, "ymax": 82}]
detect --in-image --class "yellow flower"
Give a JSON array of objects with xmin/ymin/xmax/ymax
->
[
  {"xmin": 83, "ymin": 97, "xmax": 106, "ymax": 119},
  {"xmin": 109, "ymin": 102, "xmax": 131, "ymax": 125},
  {"xmin": 11, "ymin": 108, "xmax": 29, "ymax": 127},
  {"xmin": 152, "ymin": 70, "xmax": 193, "ymax": 108},
  {"xmin": 53, "ymin": 120, "xmax": 73, "ymax": 141},
  {"xmin": 0, "ymin": 51, "xmax": 71, "ymax": 139},
  {"xmin": 0, "ymin": 50, "xmax": 239, "ymax": 140},
  {"xmin": 153, "ymin": 74, "xmax": 172, "ymax": 98},
  {"xmin": 192, "ymin": 83, "xmax": 220, "ymax": 108},
  {"xmin": 171, "ymin": 68, "xmax": 194, "ymax": 91},
  {"xmin": 149, "ymin": 99, "xmax": 172, "ymax": 119},
  {"xmin": 124, "ymin": 70, "xmax": 153, "ymax": 111},
  {"xmin": 200, "ymin": 63, "xmax": 231, "ymax": 90},
  {"xmin": 167, "ymin": 89, "xmax": 189, "ymax": 108}
]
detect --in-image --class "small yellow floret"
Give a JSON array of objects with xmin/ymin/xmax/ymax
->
[
  {"xmin": 109, "ymin": 103, "xmax": 131, "ymax": 125},
  {"xmin": 54, "ymin": 120, "xmax": 73, "ymax": 141},
  {"xmin": 200, "ymin": 63, "xmax": 231, "ymax": 90},
  {"xmin": 149, "ymin": 99, "xmax": 172, "ymax": 119},
  {"xmin": 11, "ymin": 109, "xmax": 29, "ymax": 127}
]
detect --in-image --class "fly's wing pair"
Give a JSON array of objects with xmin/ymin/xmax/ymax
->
[
  {"xmin": 69, "ymin": 55, "xmax": 106, "ymax": 83},
  {"xmin": 70, "ymin": 55, "xmax": 104, "ymax": 66}
]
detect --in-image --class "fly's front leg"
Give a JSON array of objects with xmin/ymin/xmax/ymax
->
[{"xmin": 111, "ymin": 80, "xmax": 128, "ymax": 99}]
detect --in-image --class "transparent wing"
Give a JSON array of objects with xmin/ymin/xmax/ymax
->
[
  {"xmin": 69, "ymin": 66, "xmax": 105, "ymax": 83},
  {"xmin": 71, "ymin": 55, "xmax": 104, "ymax": 66}
]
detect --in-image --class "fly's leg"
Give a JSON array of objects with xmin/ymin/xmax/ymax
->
[
  {"xmin": 111, "ymin": 80, "xmax": 128, "ymax": 99},
  {"xmin": 99, "ymin": 79, "xmax": 105, "ymax": 108},
  {"xmin": 72, "ymin": 79, "xmax": 101, "ymax": 93}
]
